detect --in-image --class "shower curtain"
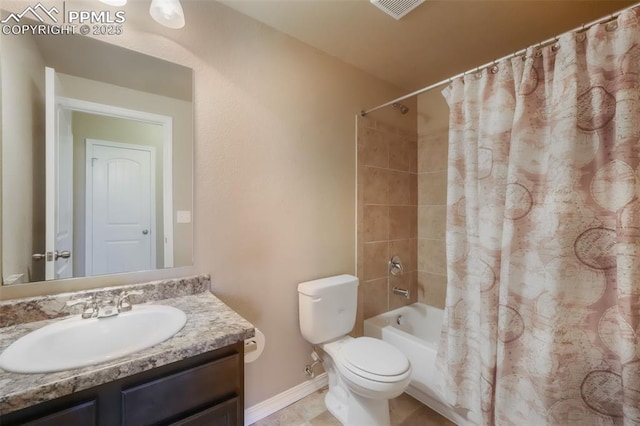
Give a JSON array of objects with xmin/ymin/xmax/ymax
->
[{"xmin": 437, "ymin": 6, "xmax": 640, "ymax": 426}]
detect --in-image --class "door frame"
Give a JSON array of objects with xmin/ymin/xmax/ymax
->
[
  {"xmin": 44, "ymin": 67, "xmax": 75, "ymax": 280},
  {"xmin": 57, "ymin": 97, "xmax": 174, "ymax": 268},
  {"xmin": 85, "ymin": 139, "xmax": 157, "ymax": 275}
]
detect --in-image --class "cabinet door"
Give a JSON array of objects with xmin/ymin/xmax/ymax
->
[
  {"xmin": 121, "ymin": 354, "xmax": 239, "ymax": 426},
  {"xmin": 171, "ymin": 398, "xmax": 238, "ymax": 426},
  {"xmin": 23, "ymin": 400, "xmax": 97, "ymax": 426}
]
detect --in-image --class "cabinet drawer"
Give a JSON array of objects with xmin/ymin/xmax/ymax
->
[
  {"xmin": 24, "ymin": 400, "xmax": 97, "ymax": 426},
  {"xmin": 122, "ymin": 354, "xmax": 239, "ymax": 426},
  {"xmin": 171, "ymin": 398, "xmax": 238, "ymax": 426}
]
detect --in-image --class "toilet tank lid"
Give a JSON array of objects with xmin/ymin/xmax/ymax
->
[{"xmin": 297, "ymin": 274, "xmax": 359, "ymax": 296}]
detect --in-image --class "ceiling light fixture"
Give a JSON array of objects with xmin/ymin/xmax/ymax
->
[
  {"xmin": 98, "ymin": 0, "xmax": 127, "ymax": 6},
  {"xmin": 149, "ymin": 0, "xmax": 185, "ymax": 29}
]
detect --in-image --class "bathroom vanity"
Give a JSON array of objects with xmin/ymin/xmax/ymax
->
[{"xmin": 0, "ymin": 275, "xmax": 254, "ymax": 425}]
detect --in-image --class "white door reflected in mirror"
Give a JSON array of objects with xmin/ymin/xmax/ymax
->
[
  {"xmin": 44, "ymin": 67, "xmax": 170, "ymax": 278},
  {"xmin": 87, "ymin": 140, "xmax": 156, "ymax": 276}
]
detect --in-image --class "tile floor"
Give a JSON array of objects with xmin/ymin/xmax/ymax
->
[{"xmin": 251, "ymin": 388, "xmax": 456, "ymax": 426}]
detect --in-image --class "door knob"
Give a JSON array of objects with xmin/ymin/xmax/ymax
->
[
  {"xmin": 32, "ymin": 251, "xmax": 71, "ymax": 261},
  {"xmin": 55, "ymin": 250, "xmax": 71, "ymax": 260},
  {"xmin": 142, "ymin": 229, "xmax": 149, "ymax": 235}
]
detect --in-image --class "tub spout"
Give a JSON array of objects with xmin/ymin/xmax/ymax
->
[{"xmin": 392, "ymin": 286, "xmax": 410, "ymax": 299}]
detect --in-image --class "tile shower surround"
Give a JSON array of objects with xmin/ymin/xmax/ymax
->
[
  {"xmin": 356, "ymin": 113, "xmax": 450, "ymax": 333},
  {"xmin": 417, "ymin": 128, "xmax": 449, "ymax": 309},
  {"xmin": 356, "ymin": 117, "xmax": 419, "ymax": 334}
]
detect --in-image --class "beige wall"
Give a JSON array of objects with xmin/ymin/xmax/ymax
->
[
  {"xmin": 416, "ymin": 89, "xmax": 450, "ymax": 308},
  {"xmin": 181, "ymin": 3, "xmax": 410, "ymax": 405},
  {"xmin": 0, "ymin": 0, "xmax": 413, "ymax": 408},
  {"xmin": 355, "ymin": 116, "xmax": 418, "ymax": 335},
  {"xmin": 67, "ymin": 0, "xmax": 407, "ymax": 407},
  {"xmin": 71, "ymin": 112, "xmax": 165, "ymax": 275},
  {"xmin": 0, "ymin": 30, "xmax": 46, "ymax": 283}
]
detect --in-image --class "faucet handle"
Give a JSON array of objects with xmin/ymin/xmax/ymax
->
[
  {"xmin": 66, "ymin": 296, "xmax": 97, "ymax": 319},
  {"xmin": 117, "ymin": 290, "xmax": 143, "ymax": 312},
  {"xmin": 389, "ymin": 255, "xmax": 404, "ymax": 276}
]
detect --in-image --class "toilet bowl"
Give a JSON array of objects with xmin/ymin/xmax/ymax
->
[
  {"xmin": 298, "ymin": 275, "xmax": 412, "ymax": 425},
  {"xmin": 323, "ymin": 336, "xmax": 411, "ymax": 398}
]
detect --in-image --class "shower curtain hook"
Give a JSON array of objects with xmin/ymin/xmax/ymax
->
[
  {"xmin": 605, "ymin": 14, "xmax": 619, "ymax": 31},
  {"xmin": 518, "ymin": 50, "xmax": 527, "ymax": 61},
  {"xmin": 534, "ymin": 42, "xmax": 543, "ymax": 57},
  {"xmin": 576, "ymin": 23, "xmax": 588, "ymax": 42}
]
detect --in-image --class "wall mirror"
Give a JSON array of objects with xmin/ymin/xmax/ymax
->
[{"xmin": 1, "ymin": 23, "xmax": 194, "ymax": 285}]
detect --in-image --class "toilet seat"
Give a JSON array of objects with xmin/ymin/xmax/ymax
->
[
  {"xmin": 341, "ymin": 337, "xmax": 410, "ymax": 382},
  {"xmin": 341, "ymin": 337, "xmax": 410, "ymax": 381},
  {"xmin": 322, "ymin": 336, "xmax": 412, "ymax": 402}
]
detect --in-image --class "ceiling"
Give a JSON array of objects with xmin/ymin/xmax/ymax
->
[{"xmin": 221, "ymin": 0, "xmax": 637, "ymax": 93}]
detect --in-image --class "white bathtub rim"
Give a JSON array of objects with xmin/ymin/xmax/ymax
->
[
  {"xmin": 365, "ymin": 303, "xmax": 473, "ymax": 425},
  {"xmin": 405, "ymin": 385, "xmax": 469, "ymax": 426},
  {"xmin": 364, "ymin": 303, "xmax": 441, "ymax": 349}
]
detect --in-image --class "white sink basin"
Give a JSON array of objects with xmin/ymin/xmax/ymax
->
[{"xmin": 0, "ymin": 305, "xmax": 187, "ymax": 374}]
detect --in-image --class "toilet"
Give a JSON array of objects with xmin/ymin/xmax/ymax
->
[{"xmin": 298, "ymin": 274, "xmax": 411, "ymax": 426}]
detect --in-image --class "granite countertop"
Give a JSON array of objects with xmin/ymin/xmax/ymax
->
[{"xmin": 0, "ymin": 275, "xmax": 254, "ymax": 415}]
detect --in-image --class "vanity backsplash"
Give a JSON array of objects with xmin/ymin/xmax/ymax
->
[{"xmin": 0, "ymin": 275, "xmax": 211, "ymax": 328}]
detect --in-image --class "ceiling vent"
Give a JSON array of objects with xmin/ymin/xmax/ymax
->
[{"xmin": 370, "ymin": 0, "xmax": 426, "ymax": 20}]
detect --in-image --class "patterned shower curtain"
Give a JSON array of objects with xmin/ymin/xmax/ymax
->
[{"xmin": 437, "ymin": 6, "xmax": 640, "ymax": 426}]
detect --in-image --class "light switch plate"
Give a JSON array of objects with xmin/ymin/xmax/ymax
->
[{"xmin": 176, "ymin": 210, "xmax": 191, "ymax": 224}]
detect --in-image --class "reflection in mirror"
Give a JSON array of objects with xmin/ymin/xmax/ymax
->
[{"xmin": 1, "ymin": 18, "xmax": 193, "ymax": 285}]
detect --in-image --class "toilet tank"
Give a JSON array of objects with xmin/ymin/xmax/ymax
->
[{"xmin": 298, "ymin": 274, "xmax": 359, "ymax": 344}]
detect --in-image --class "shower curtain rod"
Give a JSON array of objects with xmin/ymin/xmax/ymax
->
[{"xmin": 360, "ymin": 2, "xmax": 640, "ymax": 117}]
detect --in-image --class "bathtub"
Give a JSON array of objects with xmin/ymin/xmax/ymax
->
[{"xmin": 364, "ymin": 303, "xmax": 469, "ymax": 425}]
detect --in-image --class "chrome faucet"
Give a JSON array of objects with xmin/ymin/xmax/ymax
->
[
  {"xmin": 98, "ymin": 299, "xmax": 119, "ymax": 318},
  {"xmin": 389, "ymin": 256, "xmax": 404, "ymax": 276},
  {"xmin": 66, "ymin": 290, "xmax": 143, "ymax": 319},
  {"xmin": 392, "ymin": 286, "xmax": 410, "ymax": 299},
  {"xmin": 117, "ymin": 290, "xmax": 143, "ymax": 313},
  {"xmin": 66, "ymin": 296, "xmax": 98, "ymax": 319},
  {"xmin": 99, "ymin": 290, "xmax": 144, "ymax": 317}
]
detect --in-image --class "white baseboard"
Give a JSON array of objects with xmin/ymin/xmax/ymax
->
[{"xmin": 244, "ymin": 373, "xmax": 328, "ymax": 426}]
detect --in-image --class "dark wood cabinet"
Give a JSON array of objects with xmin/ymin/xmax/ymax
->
[
  {"xmin": 170, "ymin": 398, "xmax": 238, "ymax": 426},
  {"xmin": 22, "ymin": 401, "xmax": 97, "ymax": 426},
  {"xmin": 2, "ymin": 342, "xmax": 244, "ymax": 426}
]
